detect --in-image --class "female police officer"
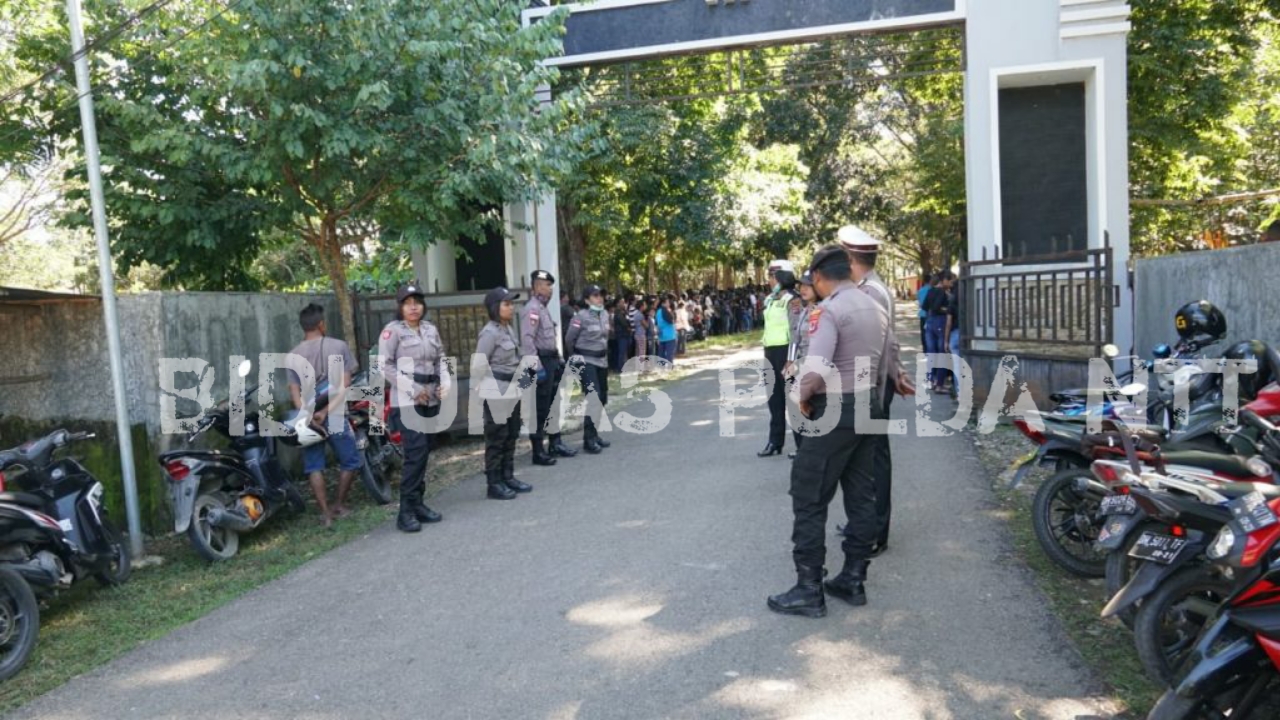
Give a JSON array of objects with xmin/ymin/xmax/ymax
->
[
  {"xmin": 379, "ymin": 282, "xmax": 451, "ymax": 532},
  {"xmin": 565, "ymin": 285, "xmax": 611, "ymax": 454},
  {"xmin": 472, "ymin": 286, "xmax": 532, "ymax": 500}
]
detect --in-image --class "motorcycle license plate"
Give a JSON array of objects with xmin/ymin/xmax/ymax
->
[
  {"xmin": 1226, "ymin": 491, "xmax": 1279, "ymax": 534},
  {"xmin": 1128, "ymin": 531, "xmax": 1188, "ymax": 565},
  {"xmin": 1100, "ymin": 495, "xmax": 1137, "ymax": 516}
]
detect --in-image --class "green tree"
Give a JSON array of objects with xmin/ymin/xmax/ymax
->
[{"xmin": 6, "ymin": 0, "xmax": 586, "ymax": 343}]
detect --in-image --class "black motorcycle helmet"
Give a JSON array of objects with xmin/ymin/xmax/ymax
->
[
  {"xmin": 1173, "ymin": 300, "xmax": 1227, "ymax": 350},
  {"xmin": 1224, "ymin": 339, "xmax": 1280, "ymax": 403}
]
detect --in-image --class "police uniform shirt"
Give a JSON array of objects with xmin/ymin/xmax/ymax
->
[
  {"xmin": 858, "ymin": 268, "xmax": 905, "ymax": 386},
  {"xmin": 799, "ymin": 281, "xmax": 897, "ymax": 402},
  {"xmin": 378, "ymin": 319, "xmax": 452, "ymax": 408},
  {"xmin": 788, "ymin": 303, "xmax": 812, "ymax": 364},
  {"xmin": 472, "ymin": 321, "xmax": 521, "ymax": 398},
  {"xmin": 521, "ymin": 294, "xmax": 560, "ymax": 364},
  {"xmin": 566, "ymin": 308, "xmax": 609, "ymax": 368}
]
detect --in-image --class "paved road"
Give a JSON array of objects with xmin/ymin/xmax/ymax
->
[{"xmin": 13, "ymin": 344, "xmax": 1117, "ymax": 720}]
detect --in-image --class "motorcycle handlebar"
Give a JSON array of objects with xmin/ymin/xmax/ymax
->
[{"xmin": 1240, "ymin": 409, "xmax": 1277, "ymax": 434}]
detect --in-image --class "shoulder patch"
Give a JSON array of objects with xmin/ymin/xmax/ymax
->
[
  {"xmin": 808, "ymin": 307, "xmax": 824, "ymax": 335},
  {"xmin": 381, "ymin": 330, "xmax": 392, "ymax": 340},
  {"xmin": 528, "ymin": 312, "xmax": 539, "ymax": 322},
  {"xmin": 571, "ymin": 318, "xmax": 582, "ymax": 327}
]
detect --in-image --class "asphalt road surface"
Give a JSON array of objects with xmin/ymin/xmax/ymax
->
[{"xmin": 12, "ymin": 345, "xmax": 1117, "ymax": 720}]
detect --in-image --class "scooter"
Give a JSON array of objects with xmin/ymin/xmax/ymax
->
[
  {"xmin": 159, "ymin": 360, "xmax": 306, "ymax": 561},
  {"xmin": 0, "ymin": 429, "xmax": 132, "ymax": 592}
]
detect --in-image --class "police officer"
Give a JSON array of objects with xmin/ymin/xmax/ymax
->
[
  {"xmin": 473, "ymin": 286, "xmax": 532, "ymax": 500},
  {"xmin": 767, "ymin": 246, "xmax": 903, "ymax": 617},
  {"xmin": 759, "ymin": 260, "xmax": 800, "ymax": 457},
  {"xmin": 521, "ymin": 269, "xmax": 576, "ymax": 464},
  {"xmin": 565, "ymin": 284, "xmax": 612, "ymax": 454},
  {"xmin": 378, "ymin": 282, "xmax": 451, "ymax": 533},
  {"xmin": 784, "ymin": 272, "xmax": 816, "ymax": 459},
  {"xmin": 840, "ymin": 225, "xmax": 908, "ymax": 555}
]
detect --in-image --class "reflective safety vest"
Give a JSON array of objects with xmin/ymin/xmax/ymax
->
[{"xmin": 762, "ymin": 293, "xmax": 793, "ymax": 348}]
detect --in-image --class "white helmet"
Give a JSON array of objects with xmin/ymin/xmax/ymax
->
[{"xmin": 283, "ymin": 410, "xmax": 329, "ymax": 448}]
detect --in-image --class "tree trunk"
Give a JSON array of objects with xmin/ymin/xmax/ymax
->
[
  {"xmin": 557, "ymin": 202, "xmax": 587, "ymax": 300},
  {"xmin": 310, "ymin": 216, "xmax": 358, "ymax": 349}
]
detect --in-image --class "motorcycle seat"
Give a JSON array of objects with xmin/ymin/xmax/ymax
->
[
  {"xmin": 1215, "ymin": 482, "xmax": 1280, "ymax": 501},
  {"xmin": 0, "ymin": 491, "xmax": 47, "ymax": 508},
  {"xmin": 1162, "ymin": 452, "xmax": 1263, "ymax": 479}
]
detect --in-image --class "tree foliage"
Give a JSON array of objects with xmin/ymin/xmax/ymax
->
[{"xmin": 4, "ymin": 0, "xmax": 586, "ymax": 343}]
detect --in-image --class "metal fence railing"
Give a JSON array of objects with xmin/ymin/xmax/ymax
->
[{"xmin": 958, "ymin": 240, "xmax": 1117, "ymax": 360}]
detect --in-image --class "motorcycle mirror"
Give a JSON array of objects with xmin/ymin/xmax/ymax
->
[
  {"xmin": 237, "ymin": 359, "xmax": 253, "ymax": 378},
  {"xmin": 1102, "ymin": 344, "xmax": 1120, "ymax": 359},
  {"xmin": 1152, "ymin": 344, "xmax": 1172, "ymax": 360}
]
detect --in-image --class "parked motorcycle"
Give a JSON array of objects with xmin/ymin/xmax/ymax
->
[
  {"xmin": 160, "ymin": 360, "xmax": 306, "ymax": 561},
  {"xmin": 0, "ymin": 429, "xmax": 132, "ymax": 591},
  {"xmin": 1144, "ymin": 416, "xmax": 1280, "ymax": 718},
  {"xmin": 348, "ymin": 370, "xmax": 395, "ymax": 505}
]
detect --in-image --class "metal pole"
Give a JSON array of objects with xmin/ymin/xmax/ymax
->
[{"xmin": 66, "ymin": 0, "xmax": 143, "ymax": 557}]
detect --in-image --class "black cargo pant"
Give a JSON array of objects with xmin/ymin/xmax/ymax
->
[
  {"xmin": 581, "ymin": 363, "xmax": 609, "ymax": 440},
  {"xmin": 874, "ymin": 390, "xmax": 894, "ymax": 546},
  {"xmin": 534, "ymin": 353, "xmax": 561, "ymax": 439},
  {"xmin": 393, "ymin": 404, "xmax": 438, "ymax": 510},
  {"xmin": 790, "ymin": 393, "xmax": 880, "ymax": 568},
  {"xmin": 764, "ymin": 345, "xmax": 789, "ymax": 448},
  {"xmin": 483, "ymin": 376, "xmax": 521, "ymax": 477}
]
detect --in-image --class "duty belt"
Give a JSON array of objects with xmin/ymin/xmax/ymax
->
[
  {"xmin": 492, "ymin": 371, "xmax": 515, "ymax": 382},
  {"xmin": 411, "ymin": 372, "xmax": 440, "ymax": 384},
  {"xmin": 577, "ymin": 348, "xmax": 607, "ymax": 358},
  {"xmin": 538, "ymin": 351, "xmax": 560, "ymax": 361}
]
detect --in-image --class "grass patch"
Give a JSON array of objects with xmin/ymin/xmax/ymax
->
[{"xmin": 972, "ymin": 423, "xmax": 1160, "ymax": 718}]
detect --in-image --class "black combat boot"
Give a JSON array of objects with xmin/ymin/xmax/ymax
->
[
  {"xmin": 531, "ymin": 435, "xmax": 557, "ymax": 466},
  {"xmin": 594, "ymin": 434, "xmax": 611, "ymax": 449},
  {"xmin": 824, "ymin": 556, "xmax": 869, "ymax": 607},
  {"xmin": 413, "ymin": 503, "xmax": 442, "ymax": 523},
  {"xmin": 487, "ymin": 471, "xmax": 517, "ymax": 500},
  {"xmin": 502, "ymin": 456, "xmax": 532, "ymax": 493},
  {"xmin": 767, "ymin": 565, "xmax": 827, "ymax": 618},
  {"xmin": 550, "ymin": 434, "xmax": 578, "ymax": 458},
  {"xmin": 397, "ymin": 503, "xmax": 422, "ymax": 533}
]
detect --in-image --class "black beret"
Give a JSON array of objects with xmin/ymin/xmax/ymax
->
[{"xmin": 808, "ymin": 245, "xmax": 850, "ymax": 275}]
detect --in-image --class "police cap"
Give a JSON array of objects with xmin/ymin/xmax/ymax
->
[
  {"xmin": 531, "ymin": 269, "xmax": 556, "ymax": 285},
  {"xmin": 837, "ymin": 225, "xmax": 882, "ymax": 253},
  {"xmin": 396, "ymin": 282, "xmax": 426, "ymax": 305}
]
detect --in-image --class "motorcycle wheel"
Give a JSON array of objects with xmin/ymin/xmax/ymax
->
[
  {"xmin": 1031, "ymin": 468, "xmax": 1107, "ymax": 577},
  {"xmin": 1104, "ymin": 520, "xmax": 1167, "ymax": 630},
  {"xmin": 92, "ymin": 517, "xmax": 132, "ymax": 587},
  {"xmin": 1134, "ymin": 566, "xmax": 1231, "ymax": 686},
  {"xmin": 0, "ymin": 567, "xmax": 39, "ymax": 683},
  {"xmin": 188, "ymin": 491, "xmax": 240, "ymax": 562},
  {"xmin": 359, "ymin": 444, "xmax": 393, "ymax": 505}
]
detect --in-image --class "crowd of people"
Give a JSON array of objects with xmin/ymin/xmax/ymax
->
[{"xmin": 548, "ymin": 283, "xmax": 773, "ymax": 374}]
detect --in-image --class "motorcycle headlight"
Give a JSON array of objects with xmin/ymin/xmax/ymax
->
[{"xmin": 1207, "ymin": 524, "xmax": 1237, "ymax": 561}]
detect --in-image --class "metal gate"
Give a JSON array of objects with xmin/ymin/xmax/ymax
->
[{"xmin": 958, "ymin": 241, "xmax": 1117, "ymax": 360}]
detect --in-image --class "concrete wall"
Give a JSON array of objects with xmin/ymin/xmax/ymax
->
[
  {"xmin": 1134, "ymin": 244, "xmax": 1280, "ymax": 357},
  {"xmin": 0, "ymin": 294, "xmax": 162, "ymax": 425},
  {"xmin": 0, "ymin": 291, "xmax": 342, "ymax": 533}
]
